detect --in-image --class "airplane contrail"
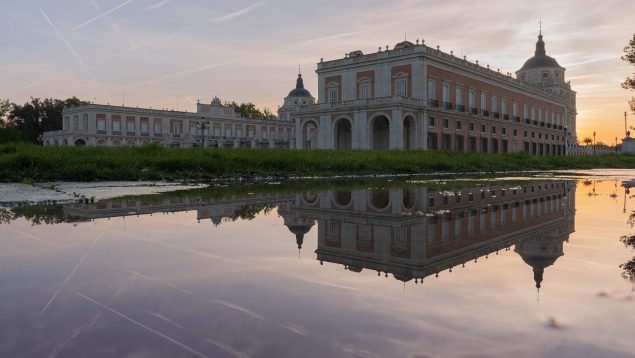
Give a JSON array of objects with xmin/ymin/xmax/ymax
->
[
  {"xmin": 212, "ymin": 1, "xmax": 265, "ymax": 23},
  {"xmin": 38, "ymin": 8, "xmax": 110, "ymax": 102},
  {"xmin": 77, "ymin": 292, "xmax": 210, "ymax": 358},
  {"xmin": 75, "ymin": 0, "xmax": 135, "ymax": 30}
]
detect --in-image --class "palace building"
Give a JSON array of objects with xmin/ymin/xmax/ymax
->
[
  {"xmin": 292, "ymin": 32, "xmax": 576, "ymax": 154},
  {"xmin": 44, "ymin": 32, "xmax": 576, "ymax": 154},
  {"xmin": 43, "ymin": 97, "xmax": 295, "ymax": 148}
]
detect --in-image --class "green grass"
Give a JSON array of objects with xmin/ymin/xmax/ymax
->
[{"xmin": 1, "ymin": 143, "xmax": 634, "ymax": 182}]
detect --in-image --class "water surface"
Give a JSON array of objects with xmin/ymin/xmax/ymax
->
[{"xmin": 1, "ymin": 175, "xmax": 634, "ymax": 357}]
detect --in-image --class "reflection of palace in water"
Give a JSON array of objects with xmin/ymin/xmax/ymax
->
[
  {"xmin": 58, "ymin": 181, "xmax": 575, "ymax": 288},
  {"xmin": 63, "ymin": 193, "xmax": 294, "ymax": 226},
  {"xmin": 278, "ymin": 181, "xmax": 576, "ymax": 288}
]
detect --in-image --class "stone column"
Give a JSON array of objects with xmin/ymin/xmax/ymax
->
[{"xmin": 390, "ymin": 108, "xmax": 403, "ymax": 150}]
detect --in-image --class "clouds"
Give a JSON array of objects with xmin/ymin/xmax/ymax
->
[{"xmin": 1, "ymin": 0, "xmax": 634, "ymax": 142}]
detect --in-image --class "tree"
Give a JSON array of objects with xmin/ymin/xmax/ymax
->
[
  {"xmin": 622, "ymin": 34, "xmax": 635, "ymax": 113},
  {"xmin": 7, "ymin": 96, "xmax": 89, "ymax": 142},
  {"xmin": 225, "ymin": 101, "xmax": 277, "ymax": 120},
  {"xmin": 583, "ymin": 137, "xmax": 593, "ymax": 146},
  {"xmin": 0, "ymin": 99, "xmax": 11, "ymax": 125}
]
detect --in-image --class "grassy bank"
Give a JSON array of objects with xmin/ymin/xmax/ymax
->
[{"xmin": 1, "ymin": 143, "xmax": 634, "ymax": 182}]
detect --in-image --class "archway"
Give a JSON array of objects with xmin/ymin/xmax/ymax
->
[
  {"xmin": 302, "ymin": 120, "xmax": 318, "ymax": 149},
  {"xmin": 96, "ymin": 139, "xmax": 107, "ymax": 146},
  {"xmin": 369, "ymin": 189, "xmax": 391, "ymax": 211},
  {"xmin": 53, "ymin": 140, "xmax": 59, "ymax": 146},
  {"xmin": 371, "ymin": 116, "xmax": 390, "ymax": 150},
  {"xmin": 62, "ymin": 139, "xmax": 68, "ymax": 146},
  {"xmin": 403, "ymin": 116, "xmax": 415, "ymax": 150},
  {"xmin": 74, "ymin": 139, "xmax": 86, "ymax": 146},
  {"xmin": 112, "ymin": 139, "xmax": 122, "ymax": 147},
  {"xmin": 334, "ymin": 118, "xmax": 352, "ymax": 150},
  {"xmin": 126, "ymin": 140, "xmax": 136, "ymax": 147},
  {"xmin": 334, "ymin": 191, "xmax": 352, "ymax": 208}
]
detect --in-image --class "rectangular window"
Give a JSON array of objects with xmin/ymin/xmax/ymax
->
[
  {"xmin": 491, "ymin": 95, "xmax": 498, "ymax": 113},
  {"xmin": 523, "ymin": 104, "xmax": 529, "ymax": 118},
  {"xmin": 127, "ymin": 120, "xmax": 135, "ymax": 133},
  {"xmin": 141, "ymin": 122, "xmax": 149, "ymax": 134},
  {"xmin": 154, "ymin": 121, "xmax": 162, "ymax": 135},
  {"xmin": 480, "ymin": 92, "xmax": 487, "ymax": 110},
  {"xmin": 502, "ymin": 127, "xmax": 507, "ymax": 135},
  {"xmin": 328, "ymin": 88, "xmax": 338, "ymax": 103},
  {"xmin": 442, "ymin": 82, "xmax": 450, "ymax": 103},
  {"xmin": 359, "ymin": 83, "xmax": 371, "ymax": 99},
  {"xmin": 481, "ymin": 124, "xmax": 486, "ymax": 133},
  {"xmin": 469, "ymin": 122, "xmax": 475, "ymax": 131},
  {"xmin": 512, "ymin": 101, "xmax": 518, "ymax": 117},
  {"xmin": 502, "ymin": 98, "xmax": 507, "ymax": 115},
  {"xmin": 469, "ymin": 89, "xmax": 475, "ymax": 109},
  {"xmin": 429, "ymin": 116, "xmax": 435, "ymax": 128},
  {"xmin": 396, "ymin": 78, "xmax": 408, "ymax": 97},
  {"xmin": 112, "ymin": 120, "xmax": 121, "ymax": 132},
  {"xmin": 456, "ymin": 120, "xmax": 462, "ymax": 130},
  {"xmin": 456, "ymin": 86, "xmax": 463, "ymax": 105},
  {"xmin": 492, "ymin": 126, "xmax": 496, "ymax": 134},
  {"xmin": 97, "ymin": 119, "xmax": 106, "ymax": 131},
  {"xmin": 427, "ymin": 79, "xmax": 436, "ymax": 99},
  {"xmin": 443, "ymin": 118, "xmax": 449, "ymax": 129}
]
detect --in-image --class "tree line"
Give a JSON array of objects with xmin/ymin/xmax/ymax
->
[
  {"xmin": 0, "ymin": 97, "xmax": 276, "ymax": 144},
  {"xmin": 0, "ymin": 97, "xmax": 89, "ymax": 144}
]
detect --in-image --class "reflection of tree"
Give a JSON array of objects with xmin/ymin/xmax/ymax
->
[
  {"xmin": 619, "ymin": 235, "xmax": 635, "ymax": 282},
  {"xmin": 231, "ymin": 203, "xmax": 275, "ymax": 221},
  {"xmin": 0, "ymin": 205, "xmax": 68, "ymax": 225}
]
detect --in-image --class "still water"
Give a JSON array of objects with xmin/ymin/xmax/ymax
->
[{"xmin": 1, "ymin": 174, "xmax": 634, "ymax": 358}]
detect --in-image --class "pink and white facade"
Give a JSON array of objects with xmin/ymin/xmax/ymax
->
[
  {"xmin": 292, "ymin": 33, "xmax": 577, "ymax": 154},
  {"xmin": 43, "ymin": 97, "xmax": 295, "ymax": 148}
]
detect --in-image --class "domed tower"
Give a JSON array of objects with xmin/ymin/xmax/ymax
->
[
  {"xmin": 515, "ymin": 234, "xmax": 566, "ymax": 290},
  {"xmin": 278, "ymin": 73, "xmax": 315, "ymax": 122},
  {"xmin": 516, "ymin": 29, "xmax": 578, "ymax": 145}
]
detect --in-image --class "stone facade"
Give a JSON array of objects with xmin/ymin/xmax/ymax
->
[
  {"xmin": 292, "ymin": 34, "xmax": 576, "ymax": 155},
  {"xmin": 43, "ymin": 97, "xmax": 294, "ymax": 148}
]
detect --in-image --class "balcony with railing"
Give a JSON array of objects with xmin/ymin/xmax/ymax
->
[
  {"xmin": 141, "ymin": 132, "xmax": 149, "ymax": 137},
  {"xmin": 533, "ymin": 120, "xmax": 538, "ymax": 126},
  {"xmin": 492, "ymin": 112, "xmax": 500, "ymax": 119},
  {"xmin": 540, "ymin": 122, "xmax": 545, "ymax": 127},
  {"xmin": 481, "ymin": 110, "xmax": 489, "ymax": 117},
  {"xmin": 513, "ymin": 116, "xmax": 520, "ymax": 122},
  {"xmin": 154, "ymin": 133, "xmax": 162, "ymax": 137},
  {"xmin": 470, "ymin": 107, "xmax": 478, "ymax": 115},
  {"xmin": 112, "ymin": 131, "xmax": 121, "ymax": 136},
  {"xmin": 127, "ymin": 131, "xmax": 136, "ymax": 136},
  {"xmin": 524, "ymin": 118, "xmax": 531, "ymax": 124},
  {"xmin": 503, "ymin": 114, "xmax": 510, "ymax": 120},
  {"xmin": 428, "ymin": 99, "xmax": 440, "ymax": 108},
  {"xmin": 442, "ymin": 102, "xmax": 454, "ymax": 110},
  {"xmin": 96, "ymin": 130, "xmax": 107, "ymax": 135},
  {"xmin": 456, "ymin": 104, "xmax": 465, "ymax": 112}
]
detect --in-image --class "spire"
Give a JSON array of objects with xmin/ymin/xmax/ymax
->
[
  {"xmin": 533, "ymin": 266, "xmax": 544, "ymax": 289},
  {"xmin": 535, "ymin": 32, "xmax": 546, "ymax": 57},
  {"xmin": 295, "ymin": 74, "xmax": 304, "ymax": 90}
]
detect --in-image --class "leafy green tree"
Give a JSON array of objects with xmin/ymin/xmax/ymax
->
[
  {"xmin": 7, "ymin": 96, "xmax": 89, "ymax": 142},
  {"xmin": 225, "ymin": 101, "xmax": 277, "ymax": 120},
  {"xmin": 622, "ymin": 34, "xmax": 635, "ymax": 113},
  {"xmin": 0, "ymin": 99, "xmax": 11, "ymax": 125}
]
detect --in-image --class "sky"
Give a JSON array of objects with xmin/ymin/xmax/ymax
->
[{"xmin": 0, "ymin": 0, "xmax": 634, "ymax": 144}]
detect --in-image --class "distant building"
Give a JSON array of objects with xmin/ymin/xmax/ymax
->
[
  {"xmin": 292, "ymin": 32, "xmax": 577, "ymax": 154},
  {"xmin": 43, "ymin": 97, "xmax": 295, "ymax": 148}
]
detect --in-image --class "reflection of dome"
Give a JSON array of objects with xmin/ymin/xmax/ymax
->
[
  {"xmin": 515, "ymin": 235, "xmax": 565, "ymax": 289},
  {"xmin": 518, "ymin": 34, "xmax": 562, "ymax": 72},
  {"xmin": 393, "ymin": 273, "xmax": 413, "ymax": 282},
  {"xmin": 282, "ymin": 213, "xmax": 315, "ymax": 249},
  {"xmin": 287, "ymin": 74, "xmax": 313, "ymax": 98}
]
